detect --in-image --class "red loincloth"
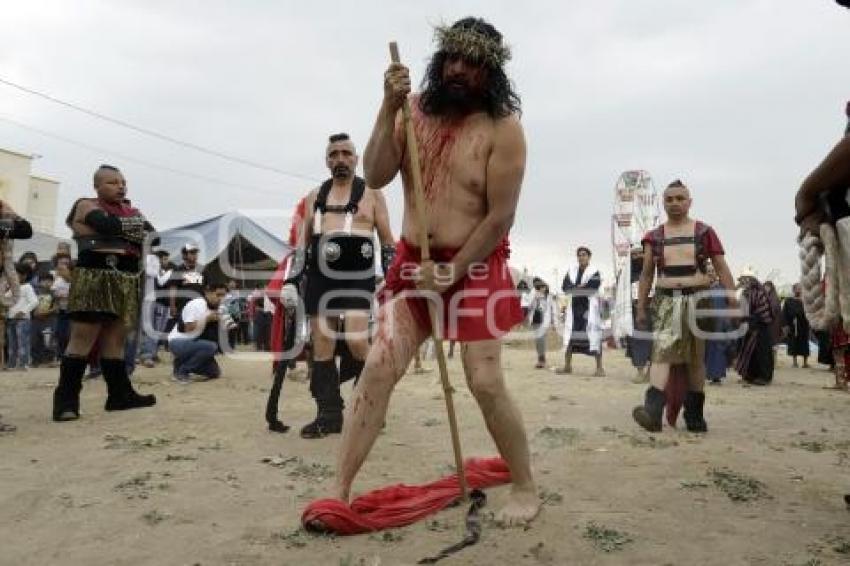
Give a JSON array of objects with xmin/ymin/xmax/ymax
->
[
  {"xmin": 380, "ymin": 237, "xmax": 522, "ymax": 341},
  {"xmin": 664, "ymin": 364, "xmax": 688, "ymax": 427},
  {"xmin": 300, "ymin": 457, "xmax": 510, "ymax": 535}
]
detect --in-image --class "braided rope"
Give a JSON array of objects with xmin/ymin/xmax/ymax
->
[
  {"xmin": 0, "ymin": 239, "xmax": 19, "ymax": 311},
  {"xmin": 799, "ymin": 224, "xmax": 838, "ymax": 330},
  {"xmin": 834, "ymin": 218, "xmax": 850, "ymax": 332}
]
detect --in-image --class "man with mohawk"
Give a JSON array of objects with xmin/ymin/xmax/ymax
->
[
  {"xmin": 52, "ymin": 165, "xmax": 157, "ymax": 422},
  {"xmin": 632, "ymin": 180, "xmax": 736, "ymax": 433},
  {"xmin": 281, "ymin": 134, "xmax": 395, "ymax": 439}
]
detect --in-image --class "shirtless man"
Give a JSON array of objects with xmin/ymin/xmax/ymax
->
[
  {"xmin": 324, "ymin": 17, "xmax": 537, "ymax": 526},
  {"xmin": 794, "ymin": 97, "xmax": 850, "ymax": 513},
  {"xmin": 632, "ymin": 180, "xmax": 736, "ymax": 433},
  {"xmin": 284, "ymin": 133, "xmax": 394, "ymax": 438}
]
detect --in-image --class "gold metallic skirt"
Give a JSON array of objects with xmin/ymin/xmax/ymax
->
[
  {"xmin": 650, "ymin": 293, "xmax": 704, "ymax": 366},
  {"xmin": 68, "ymin": 267, "xmax": 141, "ymax": 328}
]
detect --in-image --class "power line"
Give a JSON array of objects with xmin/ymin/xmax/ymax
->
[
  {"xmin": 0, "ymin": 114, "xmax": 309, "ymax": 198},
  {"xmin": 0, "ymin": 75, "xmax": 319, "ymax": 183}
]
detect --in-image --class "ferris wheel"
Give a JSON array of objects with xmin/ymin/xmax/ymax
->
[{"xmin": 610, "ymin": 170, "xmax": 661, "ymax": 341}]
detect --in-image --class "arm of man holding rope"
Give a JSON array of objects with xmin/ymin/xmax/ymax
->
[{"xmin": 795, "ymin": 135, "xmax": 850, "ymax": 235}]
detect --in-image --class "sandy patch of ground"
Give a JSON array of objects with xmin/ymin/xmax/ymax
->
[{"xmin": 1, "ymin": 338, "xmax": 849, "ymax": 565}]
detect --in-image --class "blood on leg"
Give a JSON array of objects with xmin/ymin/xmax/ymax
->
[{"xmin": 334, "ymin": 297, "xmax": 428, "ymax": 501}]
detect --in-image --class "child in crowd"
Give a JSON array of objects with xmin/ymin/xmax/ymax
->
[
  {"xmin": 5, "ymin": 264, "xmax": 38, "ymax": 370},
  {"xmin": 31, "ymin": 272, "xmax": 58, "ymax": 367},
  {"xmin": 51, "ymin": 254, "xmax": 73, "ymax": 357}
]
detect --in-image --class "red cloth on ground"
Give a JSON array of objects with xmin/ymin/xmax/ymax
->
[
  {"xmin": 380, "ymin": 237, "xmax": 523, "ymax": 342},
  {"xmin": 300, "ymin": 457, "xmax": 511, "ymax": 535}
]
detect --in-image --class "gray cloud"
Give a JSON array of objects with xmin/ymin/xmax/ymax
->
[{"xmin": 0, "ymin": 0, "xmax": 847, "ymax": 287}]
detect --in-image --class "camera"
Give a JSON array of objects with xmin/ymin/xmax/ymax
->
[
  {"xmin": 0, "ymin": 218, "xmax": 14, "ymax": 237},
  {"xmin": 218, "ymin": 306, "xmax": 238, "ymax": 331}
]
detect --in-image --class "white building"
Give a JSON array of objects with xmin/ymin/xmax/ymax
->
[{"xmin": 0, "ymin": 147, "xmax": 60, "ymax": 234}]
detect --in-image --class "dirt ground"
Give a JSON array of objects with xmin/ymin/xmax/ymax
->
[{"xmin": 1, "ymin": 336, "xmax": 849, "ymax": 566}]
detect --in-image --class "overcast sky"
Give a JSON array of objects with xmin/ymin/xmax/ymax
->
[{"xmin": 1, "ymin": 1, "xmax": 848, "ymax": 287}]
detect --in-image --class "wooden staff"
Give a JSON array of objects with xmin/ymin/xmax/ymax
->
[{"xmin": 389, "ymin": 41, "xmax": 468, "ymax": 500}]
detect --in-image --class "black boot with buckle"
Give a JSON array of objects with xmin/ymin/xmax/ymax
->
[
  {"xmin": 683, "ymin": 390, "xmax": 708, "ymax": 433},
  {"xmin": 300, "ymin": 360, "xmax": 344, "ymax": 439},
  {"xmin": 102, "ymin": 358, "xmax": 156, "ymax": 411}
]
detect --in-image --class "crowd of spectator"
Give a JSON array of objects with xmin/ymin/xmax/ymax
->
[{"xmin": 4, "ymin": 241, "xmax": 278, "ymax": 375}]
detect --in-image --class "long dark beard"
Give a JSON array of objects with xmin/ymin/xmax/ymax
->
[{"xmin": 430, "ymin": 81, "xmax": 484, "ymax": 116}]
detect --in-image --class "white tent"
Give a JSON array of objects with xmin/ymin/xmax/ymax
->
[{"xmin": 156, "ymin": 213, "xmax": 291, "ymax": 282}]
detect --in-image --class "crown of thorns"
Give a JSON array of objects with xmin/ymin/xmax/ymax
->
[{"xmin": 434, "ymin": 24, "xmax": 511, "ymax": 67}]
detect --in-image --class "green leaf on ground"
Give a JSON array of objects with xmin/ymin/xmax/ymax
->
[
  {"xmin": 583, "ymin": 522, "xmax": 633, "ymax": 553},
  {"xmin": 709, "ymin": 468, "xmax": 769, "ymax": 502}
]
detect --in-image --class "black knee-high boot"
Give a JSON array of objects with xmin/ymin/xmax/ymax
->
[
  {"xmin": 102, "ymin": 358, "xmax": 156, "ymax": 411},
  {"xmin": 300, "ymin": 360, "xmax": 343, "ymax": 439},
  {"xmin": 632, "ymin": 386, "xmax": 666, "ymax": 432},
  {"xmin": 683, "ymin": 391, "xmax": 708, "ymax": 433},
  {"xmin": 339, "ymin": 354, "xmax": 365, "ymax": 386},
  {"xmin": 265, "ymin": 361, "xmax": 291, "ymax": 433},
  {"xmin": 53, "ymin": 355, "xmax": 88, "ymax": 421}
]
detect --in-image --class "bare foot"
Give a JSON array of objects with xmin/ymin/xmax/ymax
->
[
  {"xmin": 554, "ymin": 366, "xmax": 571, "ymax": 375},
  {"xmin": 593, "ymin": 368, "xmax": 606, "ymax": 377},
  {"xmin": 495, "ymin": 486, "xmax": 540, "ymax": 527}
]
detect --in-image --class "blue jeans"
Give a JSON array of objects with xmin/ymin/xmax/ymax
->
[
  {"xmin": 31, "ymin": 315, "xmax": 57, "ymax": 365},
  {"xmin": 169, "ymin": 338, "xmax": 220, "ymax": 378},
  {"xmin": 254, "ymin": 312, "xmax": 272, "ymax": 351},
  {"xmin": 140, "ymin": 303, "xmax": 170, "ymax": 361},
  {"xmin": 6, "ymin": 318, "xmax": 31, "ymax": 368},
  {"xmin": 124, "ymin": 330, "xmax": 139, "ymax": 376}
]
